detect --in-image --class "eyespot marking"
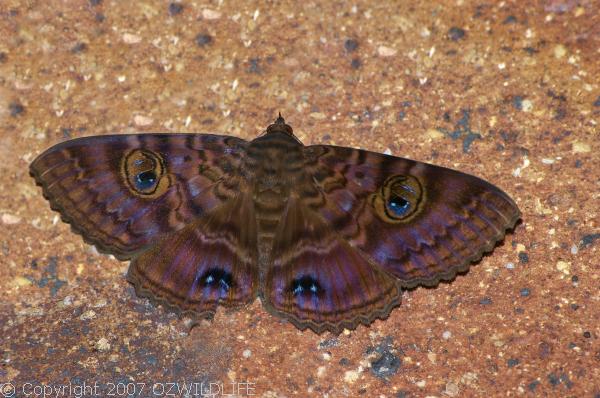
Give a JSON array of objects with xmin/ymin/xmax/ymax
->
[
  {"xmin": 291, "ymin": 275, "xmax": 323, "ymax": 297},
  {"xmin": 371, "ymin": 174, "xmax": 424, "ymax": 223},
  {"xmin": 200, "ymin": 268, "xmax": 234, "ymax": 292},
  {"xmin": 388, "ymin": 194, "xmax": 410, "ymax": 217},
  {"xmin": 122, "ymin": 149, "xmax": 169, "ymax": 197},
  {"xmin": 135, "ymin": 170, "xmax": 157, "ymax": 190}
]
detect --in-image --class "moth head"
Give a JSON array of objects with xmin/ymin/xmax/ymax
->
[
  {"xmin": 265, "ymin": 113, "xmax": 301, "ymax": 143},
  {"xmin": 122, "ymin": 149, "xmax": 170, "ymax": 197},
  {"xmin": 371, "ymin": 174, "xmax": 424, "ymax": 223}
]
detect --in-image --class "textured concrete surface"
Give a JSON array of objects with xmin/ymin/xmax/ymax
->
[{"xmin": 1, "ymin": 0, "xmax": 598, "ymax": 396}]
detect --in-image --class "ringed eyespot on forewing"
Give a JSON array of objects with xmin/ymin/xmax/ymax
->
[
  {"xmin": 29, "ymin": 115, "xmax": 520, "ymax": 334},
  {"xmin": 121, "ymin": 149, "xmax": 171, "ymax": 197},
  {"xmin": 371, "ymin": 174, "xmax": 424, "ymax": 223}
]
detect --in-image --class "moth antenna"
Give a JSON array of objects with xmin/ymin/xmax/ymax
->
[
  {"xmin": 266, "ymin": 113, "xmax": 296, "ymax": 139},
  {"xmin": 275, "ymin": 112, "xmax": 285, "ymax": 125}
]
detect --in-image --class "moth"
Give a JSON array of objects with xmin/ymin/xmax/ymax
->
[{"xmin": 30, "ymin": 116, "xmax": 520, "ymax": 333}]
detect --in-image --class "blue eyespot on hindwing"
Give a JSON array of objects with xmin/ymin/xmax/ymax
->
[
  {"xmin": 291, "ymin": 275, "xmax": 323, "ymax": 297},
  {"xmin": 200, "ymin": 268, "xmax": 233, "ymax": 292}
]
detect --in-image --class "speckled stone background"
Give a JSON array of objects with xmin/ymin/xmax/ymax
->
[{"xmin": 1, "ymin": 0, "xmax": 598, "ymax": 397}]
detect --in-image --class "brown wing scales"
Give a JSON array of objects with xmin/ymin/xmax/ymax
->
[
  {"xmin": 30, "ymin": 134, "xmax": 246, "ymax": 259},
  {"xmin": 303, "ymin": 145, "xmax": 520, "ymax": 288},
  {"xmin": 30, "ymin": 118, "xmax": 520, "ymax": 334}
]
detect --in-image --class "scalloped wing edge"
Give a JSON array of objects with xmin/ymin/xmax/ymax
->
[
  {"xmin": 396, "ymin": 197, "xmax": 522, "ymax": 290},
  {"xmin": 29, "ymin": 165, "xmax": 143, "ymax": 261},
  {"xmin": 126, "ymin": 266, "xmax": 257, "ymax": 321},
  {"xmin": 260, "ymin": 286, "xmax": 402, "ymax": 334}
]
